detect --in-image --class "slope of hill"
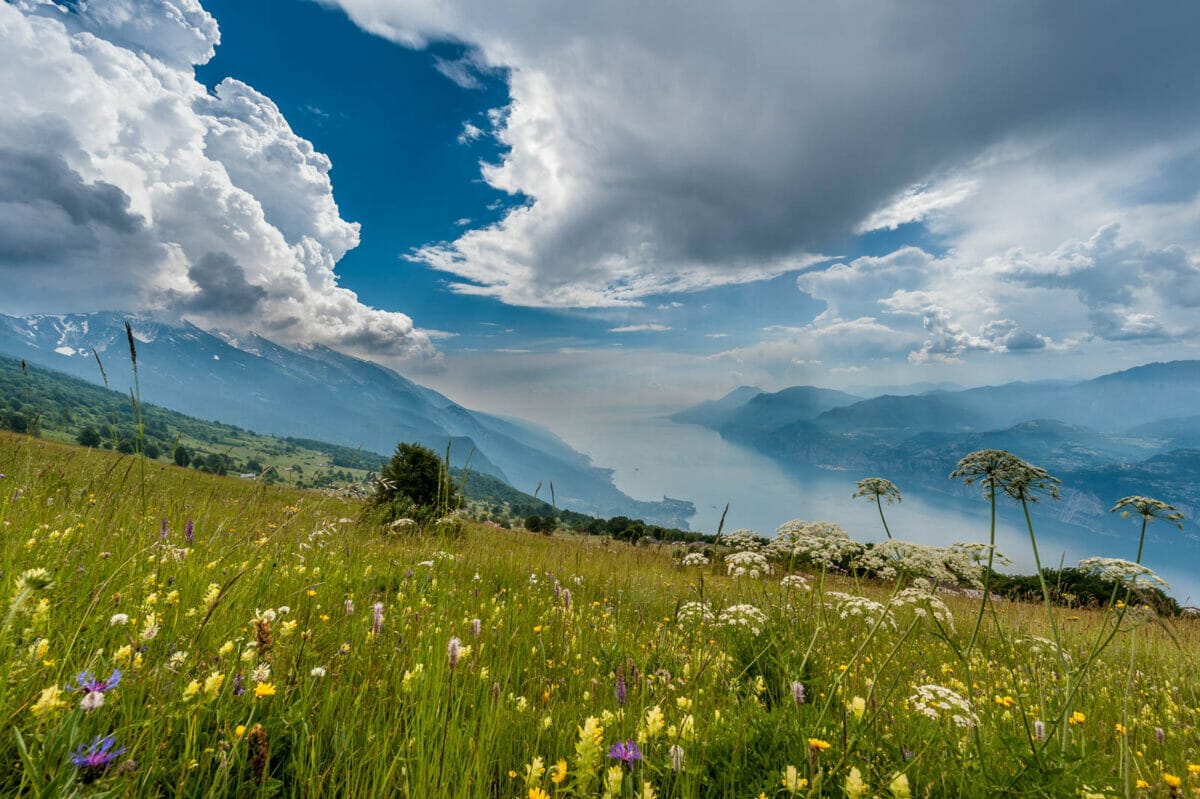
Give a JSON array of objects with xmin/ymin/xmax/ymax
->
[
  {"xmin": 668, "ymin": 385, "xmax": 764, "ymax": 427},
  {"xmin": 0, "ymin": 354, "xmax": 695, "ymax": 532},
  {"xmin": 0, "ymin": 314, "xmax": 694, "ymax": 526}
]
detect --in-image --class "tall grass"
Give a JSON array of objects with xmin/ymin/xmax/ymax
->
[{"xmin": 2, "ymin": 432, "xmax": 1198, "ymax": 797}]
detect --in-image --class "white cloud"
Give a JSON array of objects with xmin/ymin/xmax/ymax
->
[
  {"xmin": 433, "ymin": 54, "xmax": 483, "ymax": 90},
  {"xmin": 609, "ymin": 323, "xmax": 671, "ymax": 333},
  {"xmin": 0, "ymin": 1, "xmax": 434, "ymax": 361},
  {"xmin": 457, "ymin": 122, "xmax": 484, "ymax": 144},
  {"xmin": 325, "ymin": 0, "xmax": 1200, "ymax": 310},
  {"xmin": 993, "ymin": 222, "xmax": 1200, "ymax": 341},
  {"xmin": 856, "ymin": 178, "xmax": 977, "ymax": 233}
]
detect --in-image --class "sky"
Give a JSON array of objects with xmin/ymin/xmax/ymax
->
[{"xmin": 3, "ymin": 0, "xmax": 1200, "ymax": 434}]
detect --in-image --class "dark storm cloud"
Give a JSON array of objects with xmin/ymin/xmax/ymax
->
[
  {"xmin": 0, "ymin": 147, "xmax": 144, "ymax": 260},
  {"xmin": 179, "ymin": 252, "xmax": 267, "ymax": 315},
  {"xmin": 332, "ymin": 0, "xmax": 1200, "ymax": 305}
]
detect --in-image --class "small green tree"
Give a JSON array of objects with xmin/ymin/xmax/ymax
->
[
  {"xmin": 76, "ymin": 426, "xmax": 102, "ymax": 448},
  {"xmin": 373, "ymin": 442, "xmax": 457, "ymax": 514},
  {"xmin": 173, "ymin": 445, "xmax": 190, "ymax": 468}
]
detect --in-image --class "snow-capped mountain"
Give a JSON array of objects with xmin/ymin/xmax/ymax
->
[{"xmin": 0, "ymin": 311, "xmax": 692, "ymax": 525}]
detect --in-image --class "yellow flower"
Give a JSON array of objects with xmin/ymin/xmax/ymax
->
[
  {"xmin": 30, "ymin": 685, "xmax": 68, "ymax": 719},
  {"xmin": 523, "ymin": 756, "xmax": 545, "ymax": 787},
  {"xmin": 888, "ymin": 773, "xmax": 911, "ymax": 799},
  {"xmin": 204, "ymin": 672, "xmax": 225, "ymax": 699},
  {"xmin": 782, "ymin": 765, "xmax": 808, "ymax": 794},
  {"xmin": 254, "ymin": 682, "xmax": 276, "ymax": 699},
  {"xmin": 845, "ymin": 766, "xmax": 867, "ymax": 798},
  {"xmin": 533, "ymin": 625, "xmax": 543, "ymax": 634},
  {"xmin": 306, "ymin": 589, "xmax": 317, "ymax": 597},
  {"xmin": 1188, "ymin": 764, "xmax": 1200, "ymax": 775},
  {"xmin": 808, "ymin": 738, "xmax": 831, "ymax": 752},
  {"xmin": 1068, "ymin": 711, "xmax": 1086, "ymax": 725},
  {"xmin": 848, "ymin": 696, "xmax": 867, "ymax": 720},
  {"xmin": 527, "ymin": 789, "xmax": 550, "ymax": 799},
  {"xmin": 1115, "ymin": 722, "xmax": 1127, "ymax": 736},
  {"xmin": 639, "ymin": 705, "xmax": 665, "ymax": 740},
  {"xmin": 603, "ymin": 766, "xmax": 623, "ymax": 799},
  {"xmin": 1164, "ymin": 773, "xmax": 1182, "ymax": 789},
  {"xmin": 994, "ymin": 695, "xmax": 1015, "ymax": 708},
  {"xmin": 235, "ymin": 724, "xmax": 247, "ymax": 738},
  {"xmin": 550, "ymin": 759, "xmax": 567, "ymax": 785},
  {"xmin": 182, "ymin": 680, "xmax": 201, "ymax": 701}
]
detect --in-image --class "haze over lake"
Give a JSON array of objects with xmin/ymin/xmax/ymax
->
[{"xmin": 563, "ymin": 411, "xmax": 1200, "ymax": 604}]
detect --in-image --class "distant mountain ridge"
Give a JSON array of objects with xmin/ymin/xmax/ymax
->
[
  {"xmin": 673, "ymin": 363, "xmax": 1200, "ymax": 536},
  {"xmin": 0, "ymin": 312, "xmax": 693, "ymax": 526}
]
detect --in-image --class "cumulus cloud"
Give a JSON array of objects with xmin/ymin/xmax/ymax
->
[
  {"xmin": 324, "ymin": 0, "xmax": 1200, "ymax": 309},
  {"xmin": 0, "ymin": 1, "xmax": 433, "ymax": 360},
  {"xmin": 994, "ymin": 223, "xmax": 1200, "ymax": 341}
]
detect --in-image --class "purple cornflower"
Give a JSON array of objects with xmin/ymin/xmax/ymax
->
[
  {"xmin": 71, "ymin": 735, "xmax": 125, "ymax": 779},
  {"xmin": 160, "ymin": 518, "xmax": 169, "ymax": 541},
  {"xmin": 73, "ymin": 669, "xmax": 121, "ymax": 712},
  {"xmin": 608, "ymin": 739, "xmax": 643, "ymax": 764},
  {"xmin": 185, "ymin": 519, "xmax": 194, "ymax": 545},
  {"xmin": 74, "ymin": 669, "xmax": 121, "ymax": 694},
  {"xmin": 562, "ymin": 588, "xmax": 572, "ymax": 611},
  {"xmin": 232, "ymin": 674, "xmax": 245, "ymax": 696},
  {"xmin": 1155, "ymin": 726, "xmax": 1165, "ymax": 744},
  {"xmin": 791, "ymin": 680, "xmax": 805, "ymax": 706},
  {"xmin": 615, "ymin": 666, "xmax": 626, "ymax": 706}
]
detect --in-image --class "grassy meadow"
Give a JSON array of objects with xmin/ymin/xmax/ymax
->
[{"xmin": 2, "ymin": 430, "xmax": 1199, "ymax": 798}]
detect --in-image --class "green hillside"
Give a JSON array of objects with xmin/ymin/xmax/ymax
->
[{"xmin": 0, "ymin": 355, "xmax": 699, "ymax": 540}]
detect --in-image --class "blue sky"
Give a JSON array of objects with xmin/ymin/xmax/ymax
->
[{"xmin": 3, "ymin": 0, "xmax": 1200, "ymax": 431}]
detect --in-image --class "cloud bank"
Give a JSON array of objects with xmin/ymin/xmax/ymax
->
[
  {"xmin": 325, "ymin": 0, "xmax": 1200, "ymax": 316},
  {"xmin": 0, "ymin": 0, "xmax": 433, "ymax": 360}
]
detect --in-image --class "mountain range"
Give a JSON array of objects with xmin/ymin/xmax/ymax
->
[
  {"xmin": 672, "ymin": 366, "xmax": 1200, "ymax": 538},
  {"xmin": 0, "ymin": 312, "xmax": 693, "ymax": 526}
]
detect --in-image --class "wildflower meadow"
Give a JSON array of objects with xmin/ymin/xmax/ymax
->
[{"xmin": 2, "ymin": 431, "xmax": 1200, "ymax": 798}]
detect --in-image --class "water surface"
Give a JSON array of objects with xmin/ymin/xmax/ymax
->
[{"xmin": 561, "ymin": 413, "xmax": 1200, "ymax": 603}]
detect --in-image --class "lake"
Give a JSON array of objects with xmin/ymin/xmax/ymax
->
[{"xmin": 559, "ymin": 412, "xmax": 1200, "ymax": 604}]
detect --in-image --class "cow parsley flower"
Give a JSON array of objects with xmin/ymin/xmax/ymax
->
[
  {"xmin": 908, "ymin": 684, "xmax": 978, "ymax": 728},
  {"xmin": 725, "ymin": 551, "xmax": 772, "ymax": 578},
  {"xmin": 717, "ymin": 604, "xmax": 767, "ymax": 635},
  {"xmin": 826, "ymin": 592, "xmax": 896, "ymax": 630},
  {"xmin": 676, "ymin": 601, "xmax": 715, "ymax": 627},
  {"xmin": 769, "ymin": 520, "xmax": 862, "ymax": 567},
  {"xmin": 1078, "ymin": 557, "xmax": 1169, "ymax": 590}
]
